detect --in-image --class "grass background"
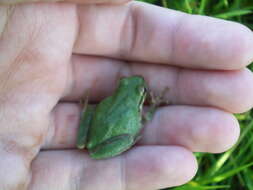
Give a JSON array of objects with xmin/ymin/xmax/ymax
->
[{"xmin": 136, "ymin": 0, "xmax": 253, "ymax": 189}]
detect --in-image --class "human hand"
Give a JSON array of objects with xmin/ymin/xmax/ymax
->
[{"xmin": 0, "ymin": 1, "xmax": 253, "ymax": 189}]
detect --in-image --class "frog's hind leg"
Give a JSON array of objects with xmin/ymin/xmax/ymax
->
[
  {"xmin": 89, "ymin": 134, "xmax": 134, "ymax": 159},
  {"xmin": 76, "ymin": 105, "xmax": 95, "ymax": 149}
]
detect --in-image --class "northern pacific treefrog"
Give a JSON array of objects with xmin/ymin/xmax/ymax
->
[{"xmin": 77, "ymin": 76, "xmax": 149, "ymax": 159}]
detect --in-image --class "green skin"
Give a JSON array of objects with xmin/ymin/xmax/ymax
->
[{"xmin": 77, "ymin": 76, "xmax": 148, "ymax": 159}]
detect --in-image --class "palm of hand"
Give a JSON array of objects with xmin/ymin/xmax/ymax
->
[{"xmin": 0, "ymin": 2, "xmax": 253, "ymax": 190}]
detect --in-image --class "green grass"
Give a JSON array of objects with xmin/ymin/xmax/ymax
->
[
  {"xmin": 137, "ymin": 0, "xmax": 253, "ymax": 189},
  {"xmin": 138, "ymin": 0, "xmax": 253, "ymax": 29}
]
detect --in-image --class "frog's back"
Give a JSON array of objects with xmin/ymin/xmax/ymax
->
[
  {"xmin": 87, "ymin": 76, "xmax": 145, "ymax": 149},
  {"xmin": 87, "ymin": 93, "xmax": 142, "ymax": 148}
]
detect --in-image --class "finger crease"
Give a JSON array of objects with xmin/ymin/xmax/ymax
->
[
  {"xmin": 73, "ymin": 4, "xmax": 81, "ymax": 52},
  {"xmin": 170, "ymin": 13, "xmax": 187, "ymax": 63},
  {"xmin": 173, "ymin": 67, "xmax": 183, "ymax": 104},
  {"xmin": 120, "ymin": 155, "xmax": 127, "ymax": 190},
  {"xmin": 119, "ymin": 3, "xmax": 138, "ymax": 60}
]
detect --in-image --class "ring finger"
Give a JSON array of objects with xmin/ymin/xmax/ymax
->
[{"xmin": 43, "ymin": 102, "xmax": 239, "ymax": 153}]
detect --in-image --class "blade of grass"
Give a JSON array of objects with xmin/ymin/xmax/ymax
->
[
  {"xmin": 161, "ymin": 0, "xmax": 168, "ymax": 8},
  {"xmin": 213, "ymin": 1, "xmax": 228, "ymax": 12},
  {"xmin": 184, "ymin": 0, "xmax": 193, "ymax": 14},
  {"xmin": 213, "ymin": 9, "xmax": 252, "ymax": 19},
  {"xmin": 201, "ymin": 162, "xmax": 253, "ymax": 184},
  {"xmin": 234, "ymin": 135, "xmax": 253, "ymax": 162},
  {"xmin": 205, "ymin": 150, "xmax": 233, "ymax": 177},
  {"xmin": 242, "ymin": 169, "xmax": 253, "ymax": 190},
  {"xmin": 229, "ymin": 155, "xmax": 245, "ymax": 186},
  {"xmin": 223, "ymin": 0, "xmax": 228, "ymax": 7},
  {"xmin": 198, "ymin": 0, "xmax": 208, "ymax": 15},
  {"xmin": 172, "ymin": 182, "xmax": 230, "ymax": 190}
]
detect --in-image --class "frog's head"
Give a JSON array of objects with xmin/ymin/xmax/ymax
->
[{"xmin": 119, "ymin": 76, "xmax": 147, "ymax": 102}]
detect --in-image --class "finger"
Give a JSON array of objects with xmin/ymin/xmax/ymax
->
[
  {"xmin": 0, "ymin": 0, "xmax": 128, "ymax": 5},
  {"xmin": 142, "ymin": 106, "xmax": 240, "ymax": 153},
  {"xmin": 64, "ymin": 55, "xmax": 253, "ymax": 113},
  {"xmin": 74, "ymin": 2, "xmax": 253, "ymax": 69},
  {"xmin": 29, "ymin": 148, "xmax": 197, "ymax": 190},
  {"xmin": 43, "ymin": 103, "xmax": 239, "ymax": 153}
]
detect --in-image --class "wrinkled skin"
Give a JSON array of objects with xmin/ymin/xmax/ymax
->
[{"xmin": 0, "ymin": 0, "xmax": 253, "ymax": 189}]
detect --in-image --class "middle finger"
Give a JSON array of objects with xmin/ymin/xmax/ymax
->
[{"xmin": 63, "ymin": 55, "xmax": 253, "ymax": 113}]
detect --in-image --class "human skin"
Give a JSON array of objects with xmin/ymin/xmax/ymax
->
[{"xmin": 0, "ymin": 0, "xmax": 253, "ymax": 189}]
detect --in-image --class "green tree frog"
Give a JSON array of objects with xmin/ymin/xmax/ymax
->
[{"xmin": 76, "ymin": 76, "xmax": 149, "ymax": 159}]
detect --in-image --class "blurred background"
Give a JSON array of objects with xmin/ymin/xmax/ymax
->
[{"xmin": 136, "ymin": 0, "xmax": 253, "ymax": 189}]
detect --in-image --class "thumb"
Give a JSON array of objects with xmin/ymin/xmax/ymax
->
[{"xmin": 0, "ymin": 0, "xmax": 130, "ymax": 5}]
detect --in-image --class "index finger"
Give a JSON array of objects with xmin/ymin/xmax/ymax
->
[{"xmin": 74, "ymin": 2, "xmax": 253, "ymax": 70}]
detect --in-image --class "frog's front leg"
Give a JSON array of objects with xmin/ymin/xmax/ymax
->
[
  {"xmin": 77, "ymin": 105, "xmax": 95, "ymax": 149},
  {"xmin": 143, "ymin": 87, "xmax": 170, "ymax": 123},
  {"xmin": 88, "ymin": 134, "xmax": 134, "ymax": 159}
]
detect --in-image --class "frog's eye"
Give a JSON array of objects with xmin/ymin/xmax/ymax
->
[{"xmin": 137, "ymin": 85, "xmax": 146, "ymax": 95}]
